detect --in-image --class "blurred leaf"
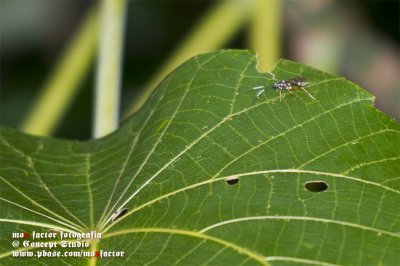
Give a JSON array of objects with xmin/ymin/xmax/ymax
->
[
  {"xmin": 20, "ymin": 5, "xmax": 99, "ymax": 136},
  {"xmin": 1, "ymin": 50, "xmax": 399, "ymax": 265}
]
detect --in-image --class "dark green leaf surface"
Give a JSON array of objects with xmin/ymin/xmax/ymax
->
[{"xmin": 1, "ymin": 50, "xmax": 399, "ymax": 265}]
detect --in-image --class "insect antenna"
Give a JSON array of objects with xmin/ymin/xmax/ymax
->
[
  {"xmin": 250, "ymin": 86, "xmax": 264, "ymax": 90},
  {"xmin": 248, "ymin": 86, "xmax": 267, "ymax": 98}
]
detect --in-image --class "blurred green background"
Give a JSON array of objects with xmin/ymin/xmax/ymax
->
[{"xmin": 1, "ymin": 0, "xmax": 399, "ymax": 140}]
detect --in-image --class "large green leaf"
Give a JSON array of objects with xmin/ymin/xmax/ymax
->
[{"xmin": 1, "ymin": 50, "xmax": 399, "ymax": 265}]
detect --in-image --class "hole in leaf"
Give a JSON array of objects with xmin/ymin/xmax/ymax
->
[
  {"xmin": 225, "ymin": 176, "xmax": 239, "ymax": 185},
  {"xmin": 111, "ymin": 208, "xmax": 128, "ymax": 222},
  {"xmin": 304, "ymin": 181, "xmax": 328, "ymax": 192}
]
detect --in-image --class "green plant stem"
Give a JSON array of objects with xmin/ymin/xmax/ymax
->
[
  {"xmin": 249, "ymin": 0, "xmax": 281, "ymax": 72},
  {"xmin": 93, "ymin": 0, "xmax": 127, "ymax": 138},
  {"xmin": 122, "ymin": 0, "xmax": 252, "ymax": 120},
  {"xmin": 20, "ymin": 5, "xmax": 99, "ymax": 136}
]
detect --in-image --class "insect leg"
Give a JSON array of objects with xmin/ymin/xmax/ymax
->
[
  {"xmin": 299, "ymin": 87, "xmax": 317, "ymax": 100},
  {"xmin": 287, "ymin": 90, "xmax": 296, "ymax": 100}
]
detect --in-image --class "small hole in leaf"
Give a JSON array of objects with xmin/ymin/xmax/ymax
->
[
  {"xmin": 111, "ymin": 208, "xmax": 128, "ymax": 222},
  {"xmin": 304, "ymin": 181, "xmax": 328, "ymax": 192},
  {"xmin": 225, "ymin": 176, "xmax": 239, "ymax": 185}
]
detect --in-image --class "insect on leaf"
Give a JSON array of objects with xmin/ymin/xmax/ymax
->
[{"xmin": 1, "ymin": 50, "xmax": 399, "ymax": 265}]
